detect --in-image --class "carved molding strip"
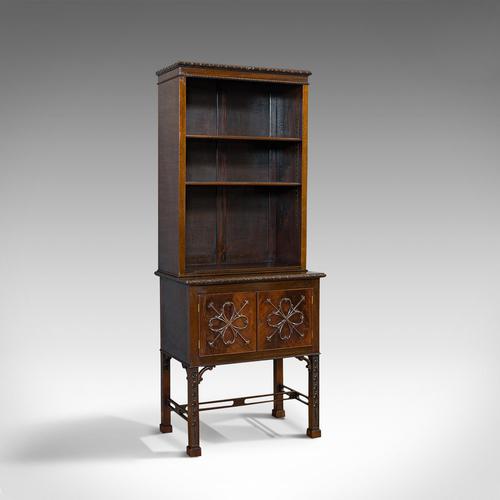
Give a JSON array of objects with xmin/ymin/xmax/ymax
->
[
  {"xmin": 156, "ymin": 61, "xmax": 312, "ymax": 77},
  {"xmin": 154, "ymin": 270, "xmax": 326, "ymax": 286},
  {"xmin": 207, "ymin": 300, "xmax": 250, "ymax": 347},
  {"xmin": 265, "ymin": 295, "xmax": 305, "ymax": 342}
]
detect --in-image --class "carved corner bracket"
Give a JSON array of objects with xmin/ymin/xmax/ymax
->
[
  {"xmin": 198, "ymin": 365, "xmax": 215, "ymax": 384},
  {"xmin": 296, "ymin": 355, "xmax": 311, "ymax": 370}
]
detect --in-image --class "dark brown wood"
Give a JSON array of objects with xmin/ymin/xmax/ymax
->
[
  {"xmin": 307, "ymin": 354, "xmax": 321, "ymax": 438},
  {"xmin": 186, "ymin": 366, "xmax": 201, "ymax": 457},
  {"xmin": 198, "ymin": 291, "xmax": 257, "ymax": 357},
  {"xmin": 160, "ymin": 278, "xmax": 190, "ymax": 364},
  {"xmin": 158, "ymin": 77, "xmax": 180, "ymax": 275},
  {"xmin": 272, "ymin": 359, "xmax": 285, "ymax": 418},
  {"xmin": 187, "ymin": 134, "xmax": 301, "ymax": 142},
  {"xmin": 300, "ymin": 85, "xmax": 308, "ymax": 269},
  {"xmin": 156, "ymin": 61, "xmax": 312, "ymax": 77},
  {"xmin": 178, "ymin": 77, "xmax": 186, "ymax": 275},
  {"xmin": 159, "ymin": 352, "xmax": 172, "ymax": 433},
  {"xmin": 184, "ymin": 186, "xmax": 301, "ymax": 274},
  {"xmin": 156, "ymin": 270, "xmax": 325, "ymax": 285},
  {"xmin": 258, "ymin": 288, "xmax": 313, "ymax": 351},
  {"xmin": 186, "ymin": 182, "xmax": 301, "ymax": 187},
  {"xmin": 156, "ymin": 62, "xmax": 324, "ymax": 456},
  {"xmin": 190, "ymin": 278, "xmax": 320, "ymax": 366}
]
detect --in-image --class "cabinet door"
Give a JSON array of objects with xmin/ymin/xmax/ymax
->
[
  {"xmin": 257, "ymin": 288, "xmax": 313, "ymax": 350},
  {"xmin": 199, "ymin": 292, "xmax": 257, "ymax": 356}
]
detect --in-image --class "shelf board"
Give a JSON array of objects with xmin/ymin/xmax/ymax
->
[
  {"xmin": 186, "ymin": 134, "xmax": 301, "ymax": 142},
  {"xmin": 184, "ymin": 263, "xmax": 303, "ymax": 276},
  {"xmin": 186, "ymin": 181, "xmax": 301, "ymax": 187}
]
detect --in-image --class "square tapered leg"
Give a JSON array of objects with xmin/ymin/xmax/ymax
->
[
  {"xmin": 159, "ymin": 353, "xmax": 172, "ymax": 433},
  {"xmin": 307, "ymin": 354, "xmax": 321, "ymax": 438},
  {"xmin": 272, "ymin": 358, "xmax": 285, "ymax": 418},
  {"xmin": 186, "ymin": 366, "xmax": 202, "ymax": 457}
]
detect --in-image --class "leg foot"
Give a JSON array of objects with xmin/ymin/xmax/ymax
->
[
  {"xmin": 272, "ymin": 409, "xmax": 286, "ymax": 418},
  {"xmin": 307, "ymin": 428, "xmax": 322, "ymax": 438},
  {"xmin": 159, "ymin": 423, "xmax": 173, "ymax": 433},
  {"xmin": 186, "ymin": 445, "xmax": 202, "ymax": 457}
]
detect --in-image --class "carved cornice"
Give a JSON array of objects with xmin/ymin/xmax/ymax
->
[{"xmin": 156, "ymin": 61, "xmax": 312, "ymax": 77}]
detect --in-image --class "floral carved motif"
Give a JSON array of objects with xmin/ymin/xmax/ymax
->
[
  {"xmin": 265, "ymin": 295, "xmax": 305, "ymax": 342},
  {"xmin": 207, "ymin": 300, "xmax": 250, "ymax": 347}
]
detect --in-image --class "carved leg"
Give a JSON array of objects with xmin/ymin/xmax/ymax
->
[
  {"xmin": 159, "ymin": 353, "xmax": 172, "ymax": 433},
  {"xmin": 272, "ymin": 358, "xmax": 285, "ymax": 418},
  {"xmin": 186, "ymin": 366, "xmax": 202, "ymax": 457},
  {"xmin": 306, "ymin": 355, "xmax": 321, "ymax": 438}
]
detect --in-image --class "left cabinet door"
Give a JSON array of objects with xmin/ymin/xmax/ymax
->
[{"xmin": 198, "ymin": 292, "xmax": 257, "ymax": 356}]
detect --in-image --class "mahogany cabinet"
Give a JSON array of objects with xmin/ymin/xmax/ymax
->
[{"xmin": 155, "ymin": 61, "xmax": 325, "ymax": 456}]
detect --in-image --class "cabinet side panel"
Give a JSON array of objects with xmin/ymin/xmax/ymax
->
[
  {"xmin": 300, "ymin": 84, "xmax": 308, "ymax": 269},
  {"xmin": 160, "ymin": 278, "xmax": 189, "ymax": 363},
  {"xmin": 158, "ymin": 78, "xmax": 180, "ymax": 274}
]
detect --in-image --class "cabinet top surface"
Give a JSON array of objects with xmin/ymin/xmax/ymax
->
[
  {"xmin": 155, "ymin": 270, "xmax": 326, "ymax": 286},
  {"xmin": 156, "ymin": 61, "xmax": 312, "ymax": 77}
]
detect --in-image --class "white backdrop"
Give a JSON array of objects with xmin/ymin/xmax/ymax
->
[{"xmin": 1, "ymin": 1, "xmax": 499, "ymax": 499}]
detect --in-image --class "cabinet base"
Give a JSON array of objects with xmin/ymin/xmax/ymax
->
[
  {"xmin": 307, "ymin": 428, "xmax": 321, "ymax": 438},
  {"xmin": 159, "ymin": 423, "xmax": 173, "ymax": 433},
  {"xmin": 186, "ymin": 446, "xmax": 202, "ymax": 457}
]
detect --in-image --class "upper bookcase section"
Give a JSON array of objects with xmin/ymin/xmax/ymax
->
[{"xmin": 156, "ymin": 61, "xmax": 311, "ymax": 85}]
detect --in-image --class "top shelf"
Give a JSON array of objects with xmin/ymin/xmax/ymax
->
[{"xmin": 186, "ymin": 134, "xmax": 301, "ymax": 142}]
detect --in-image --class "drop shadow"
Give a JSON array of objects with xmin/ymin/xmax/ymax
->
[
  {"xmin": 3, "ymin": 416, "xmax": 186, "ymax": 463},
  {"xmin": 2, "ymin": 409, "xmax": 309, "ymax": 463},
  {"xmin": 197, "ymin": 410, "xmax": 307, "ymax": 443}
]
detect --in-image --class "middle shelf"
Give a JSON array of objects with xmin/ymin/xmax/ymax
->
[
  {"xmin": 186, "ymin": 181, "xmax": 301, "ymax": 187},
  {"xmin": 187, "ymin": 137, "xmax": 302, "ymax": 184},
  {"xmin": 187, "ymin": 134, "xmax": 302, "ymax": 142}
]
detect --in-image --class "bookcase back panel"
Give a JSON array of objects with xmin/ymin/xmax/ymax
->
[
  {"xmin": 270, "ymin": 85, "xmax": 302, "ymax": 138},
  {"xmin": 224, "ymin": 187, "xmax": 271, "ymax": 265},
  {"xmin": 275, "ymin": 187, "xmax": 301, "ymax": 264},
  {"xmin": 186, "ymin": 79, "xmax": 302, "ymax": 138},
  {"xmin": 186, "ymin": 78, "xmax": 217, "ymax": 135},
  {"xmin": 186, "ymin": 140, "xmax": 300, "ymax": 183},
  {"xmin": 185, "ymin": 187, "xmax": 217, "ymax": 266}
]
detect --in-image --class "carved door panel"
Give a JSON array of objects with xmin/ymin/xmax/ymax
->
[
  {"xmin": 257, "ymin": 288, "xmax": 313, "ymax": 350},
  {"xmin": 199, "ymin": 292, "xmax": 257, "ymax": 356}
]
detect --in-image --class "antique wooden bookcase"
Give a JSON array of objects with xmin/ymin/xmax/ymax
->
[{"xmin": 155, "ymin": 61, "xmax": 325, "ymax": 456}]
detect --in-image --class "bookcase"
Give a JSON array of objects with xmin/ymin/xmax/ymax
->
[{"xmin": 155, "ymin": 62, "xmax": 325, "ymax": 456}]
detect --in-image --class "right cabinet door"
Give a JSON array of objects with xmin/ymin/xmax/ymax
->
[{"xmin": 257, "ymin": 288, "xmax": 313, "ymax": 351}]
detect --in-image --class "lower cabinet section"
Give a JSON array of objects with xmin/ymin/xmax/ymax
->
[{"xmin": 198, "ymin": 286, "xmax": 314, "ymax": 359}]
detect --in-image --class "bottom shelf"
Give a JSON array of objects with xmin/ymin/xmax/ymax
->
[
  {"xmin": 186, "ymin": 185, "xmax": 301, "ymax": 271},
  {"xmin": 185, "ymin": 262, "xmax": 302, "ymax": 276}
]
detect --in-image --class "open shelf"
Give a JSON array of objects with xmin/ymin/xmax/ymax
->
[
  {"xmin": 187, "ymin": 78, "xmax": 302, "ymax": 138},
  {"xmin": 185, "ymin": 185, "xmax": 301, "ymax": 274},
  {"xmin": 186, "ymin": 181, "xmax": 301, "ymax": 187},
  {"xmin": 187, "ymin": 138, "xmax": 300, "ymax": 183},
  {"xmin": 187, "ymin": 134, "xmax": 301, "ymax": 142},
  {"xmin": 184, "ymin": 262, "xmax": 303, "ymax": 276}
]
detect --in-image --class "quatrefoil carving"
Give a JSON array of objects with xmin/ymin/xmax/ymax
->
[
  {"xmin": 207, "ymin": 301, "xmax": 250, "ymax": 347},
  {"xmin": 266, "ymin": 296, "xmax": 305, "ymax": 342}
]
